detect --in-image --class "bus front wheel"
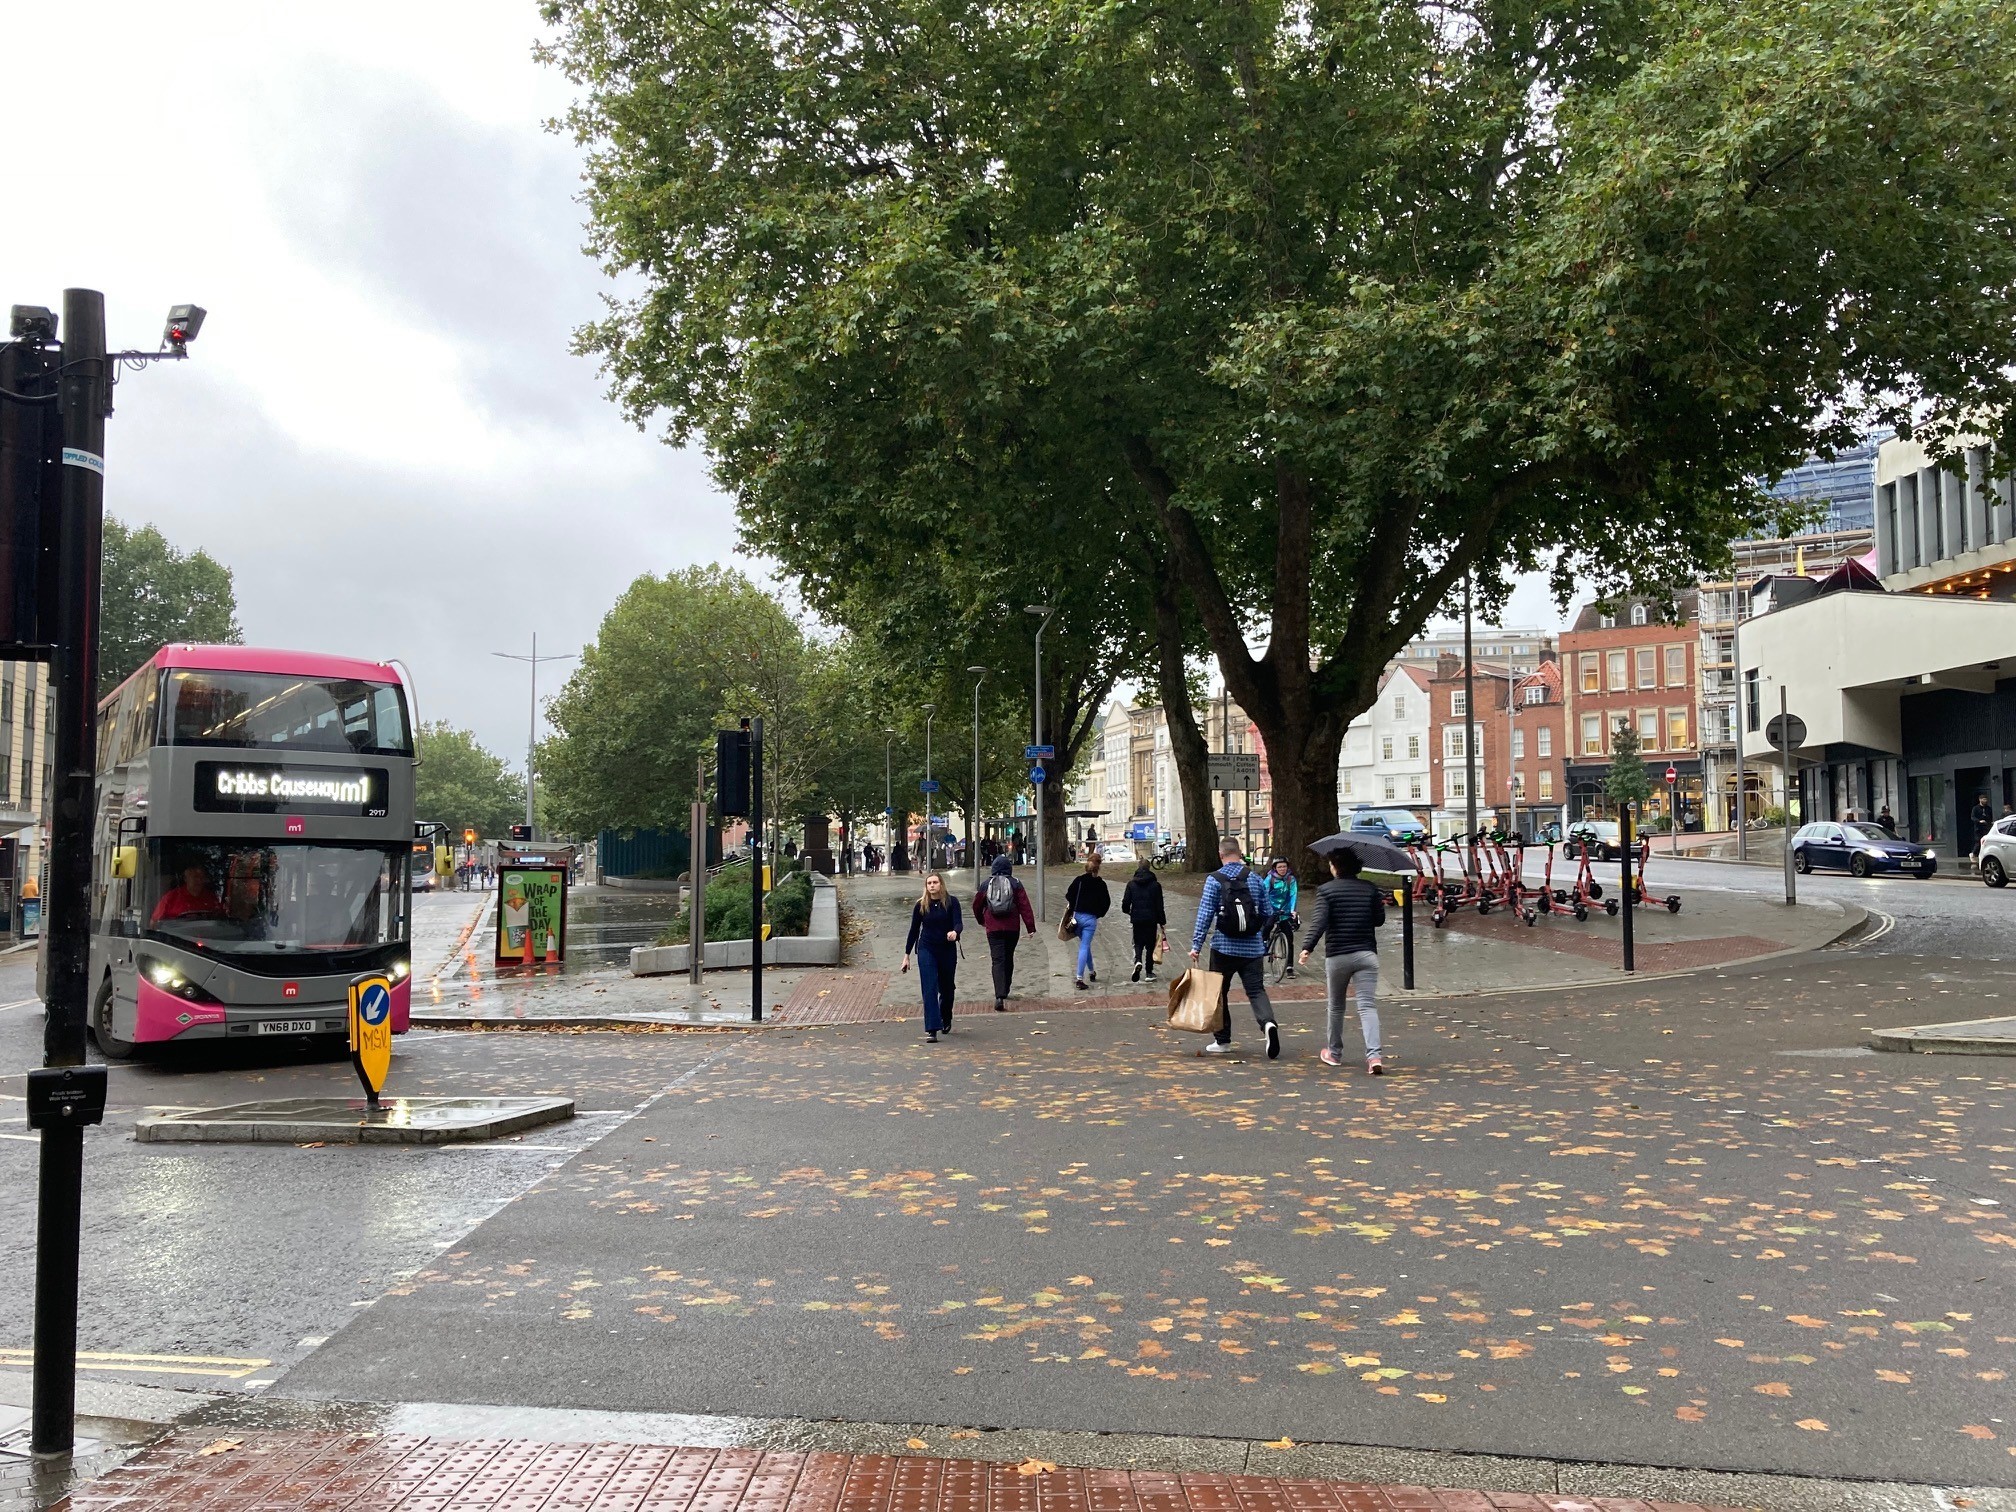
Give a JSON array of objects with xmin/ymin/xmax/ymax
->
[{"xmin": 92, "ymin": 979, "xmax": 137, "ymax": 1061}]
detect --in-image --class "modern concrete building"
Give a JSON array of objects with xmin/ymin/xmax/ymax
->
[{"xmin": 1738, "ymin": 434, "xmax": 2016, "ymax": 853}]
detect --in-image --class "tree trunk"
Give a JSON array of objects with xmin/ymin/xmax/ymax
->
[
  {"xmin": 1264, "ymin": 717, "xmax": 1346, "ymax": 885},
  {"xmin": 1149, "ymin": 569, "xmax": 1219, "ymax": 871}
]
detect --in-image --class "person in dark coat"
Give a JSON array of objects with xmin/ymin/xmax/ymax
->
[
  {"xmin": 902, "ymin": 872, "xmax": 964, "ymax": 1041},
  {"xmin": 1120, "ymin": 863, "xmax": 1166, "ymax": 983},
  {"xmin": 1063, "ymin": 853, "xmax": 1111, "ymax": 990},
  {"xmin": 974, "ymin": 854, "xmax": 1037, "ymax": 1011},
  {"xmin": 1972, "ymin": 794, "xmax": 1994, "ymax": 863},
  {"xmin": 1297, "ymin": 850, "xmax": 1389, "ymax": 1073}
]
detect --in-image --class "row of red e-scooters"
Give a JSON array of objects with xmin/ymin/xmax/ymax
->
[{"xmin": 1404, "ymin": 830, "xmax": 1681, "ymax": 927}]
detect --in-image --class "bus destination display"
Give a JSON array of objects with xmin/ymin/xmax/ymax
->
[{"xmin": 193, "ymin": 762, "xmax": 390, "ymax": 818}]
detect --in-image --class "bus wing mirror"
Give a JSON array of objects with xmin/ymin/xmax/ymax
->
[{"xmin": 112, "ymin": 845, "xmax": 139, "ymax": 880}]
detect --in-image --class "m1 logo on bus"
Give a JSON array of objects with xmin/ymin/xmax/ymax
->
[
  {"xmin": 347, "ymin": 974, "xmax": 395, "ymax": 1107},
  {"xmin": 285, "ymin": 817, "xmax": 306, "ymax": 835},
  {"xmin": 195, "ymin": 761, "xmax": 390, "ymax": 819},
  {"xmin": 282, "ymin": 983, "xmax": 299, "ymax": 999}
]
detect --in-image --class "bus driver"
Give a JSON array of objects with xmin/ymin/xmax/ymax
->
[{"xmin": 151, "ymin": 859, "xmax": 227, "ymax": 924}]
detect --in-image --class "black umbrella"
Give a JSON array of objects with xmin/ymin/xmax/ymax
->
[{"xmin": 1309, "ymin": 832, "xmax": 1415, "ymax": 873}]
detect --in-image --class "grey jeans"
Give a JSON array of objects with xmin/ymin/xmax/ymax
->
[{"xmin": 1324, "ymin": 950, "xmax": 1381, "ymax": 1058}]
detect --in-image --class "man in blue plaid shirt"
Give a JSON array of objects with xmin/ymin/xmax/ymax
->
[{"xmin": 1188, "ymin": 837, "xmax": 1280, "ymax": 1058}]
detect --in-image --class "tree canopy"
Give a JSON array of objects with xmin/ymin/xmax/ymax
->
[
  {"xmin": 544, "ymin": 0, "xmax": 2016, "ymax": 866},
  {"xmin": 415, "ymin": 722, "xmax": 526, "ymax": 840},
  {"xmin": 99, "ymin": 517, "xmax": 240, "ymax": 696}
]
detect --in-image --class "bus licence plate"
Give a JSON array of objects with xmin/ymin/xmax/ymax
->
[{"xmin": 256, "ymin": 1019, "xmax": 321, "ymax": 1035}]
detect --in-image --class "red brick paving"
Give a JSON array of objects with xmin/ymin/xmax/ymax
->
[
  {"xmin": 777, "ymin": 972, "xmax": 895, "ymax": 1024},
  {"xmin": 62, "ymin": 1433, "xmax": 1740, "ymax": 1512}
]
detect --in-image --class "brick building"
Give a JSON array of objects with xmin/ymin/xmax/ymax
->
[
  {"xmin": 1428, "ymin": 655, "xmax": 1566, "ymax": 838},
  {"xmin": 1559, "ymin": 596, "xmax": 1702, "ymax": 827}
]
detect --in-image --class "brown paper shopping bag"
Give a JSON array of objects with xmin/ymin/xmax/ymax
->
[{"xmin": 1165, "ymin": 966, "xmax": 1228, "ymax": 1035}]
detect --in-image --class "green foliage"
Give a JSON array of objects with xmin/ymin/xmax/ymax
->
[
  {"xmin": 1605, "ymin": 723, "xmax": 1655, "ymax": 810},
  {"xmin": 543, "ymin": 0, "xmax": 2016, "ymax": 864},
  {"xmin": 658, "ymin": 860, "xmax": 814, "ymax": 942},
  {"xmin": 99, "ymin": 518, "xmax": 240, "ymax": 696},
  {"xmin": 415, "ymin": 722, "xmax": 525, "ymax": 841}
]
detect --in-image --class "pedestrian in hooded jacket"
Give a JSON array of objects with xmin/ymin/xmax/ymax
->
[
  {"xmin": 973, "ymin": 854, "xmax": 1037, "ymax": 1011},
  {"xmin": 1120, "ymin": 862, "xmax": 1167, "ymax": 982}
]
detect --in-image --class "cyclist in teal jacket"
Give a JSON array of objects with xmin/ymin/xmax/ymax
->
[{"xmin": 1264, "ymin": 858, "xmax": 1300, "ymax": 977}]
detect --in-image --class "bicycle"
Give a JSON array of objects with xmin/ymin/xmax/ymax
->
[{"xmin": 1265, "ymin": 913, "xmax": 1300, "ymax": 983}]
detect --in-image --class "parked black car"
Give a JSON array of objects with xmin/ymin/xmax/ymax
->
[
  {"xmin": 1561, "ymin": 821, "xmax": 1649, "ymax": 863},
  {"xmin": 1790, "ymin": 821, "xmax": 1937, "ymax": 879}
]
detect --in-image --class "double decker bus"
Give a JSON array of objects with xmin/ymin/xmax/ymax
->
[{"xmin": 80, "ymin": 645, "xmax": 418, "ymax": 1057}]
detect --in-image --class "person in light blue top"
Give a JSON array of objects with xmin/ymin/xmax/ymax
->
[
  {"xmin": 1187, "ymin": 838, "xmax": 1279, "ymax": 1058},
  {"xmin": 1264, "ymin": 857, "xmax": 1300, "ymax": 977}
]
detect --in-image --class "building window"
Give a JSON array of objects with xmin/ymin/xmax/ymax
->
[
  {"xmin": 1445, "ymin": 726, "xmax": 1468, "ymax": 760},
  {"xmin": 1744, "ymin": 668, "xmax": 1761, "ymax": 732},
  {"xmin": 1630, "ymin": 603, "xmax": 1649, "ymax": 626},
  {"xmin": 1579, "ymin": 654, "xmax": 1599, "ymax": 693},
  {"xmin": 1381, "ymin": 736, "xmax": 1393, "ymax": 761},
  {"xmin": 1451, "ymin": 691, "xmax": 1468, "ymax": 717},
  {"xmin": 1665, "ymin": 645, "xmax": 1687, "ymax": 686},
  {"xmin": 1524, "ymin": 684, "xmax": 1546, "ymax": 705},
  {"xmin": 1538, "ymin": 769, "xmax": 1554, "ymax": 800},
  {"xmin": 1408, "ymin": 776, "xmax": 1422, "ymax": 800},
  {"xmin": 1607, "ymin": 651, "xmax": 1627, "ymax": 691},
  {"xmin": 1342, "ymin": 773, "xmax": 1354, "ymax": 797},
  {"xmin": 1537, "ymin": 726, "xmax": 1552, "ymax": 758},
  {"xmin": 1512, "ymin": 729, "xmax": 1526, "ymax": 759},
  {"xmin": 1383, "ymin": 777, "xmax": 1396, "ymax": 801},
  {"xmin": 0, "ymin": 680, "xmax": 12, "ymax": 723},
  {"xmin": 1636, "ymin": 648, "xmax": 1656, "ymax": 689},
  {"xmin": 1582, "ymin": 714, "xmax": 1603, "ymax": 755},
  {"xmin": 1638, "ymin": 709, "xmax": 1659, "ymax": 748},
  {"xmin": 1599, "ymin": 612, "xmax": 1617, "ymax": 629},
  {"xmin": 1392, "ymin": 694, "xmax": 1406, "ymax": 718},
  {"xmin": 1667, "ymin": 709, "xmax": 1689, "ymax": 749},
  {"xmin": 1448, "ymin": 772, "xmax": 1467, "ymax": 800},
  {"xmin": 1407, "ymin": 734, "xmax": 1420, "ymax": 759},
  {"xmin": 18, "ymin": 756, "xmax": 29, "ymax": 801},
  {"xmin": 1512, "ymin": 771, "xmax": 1525, "ymax": 796}
]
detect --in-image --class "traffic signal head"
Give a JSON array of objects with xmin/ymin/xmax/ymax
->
[
  {"xmin": 463, "ymin": 828, "xmax": 477, "ymax": 845},
  {"xmin": 164, "ymin": 304, "xmax": 206, "ymax": 352}
]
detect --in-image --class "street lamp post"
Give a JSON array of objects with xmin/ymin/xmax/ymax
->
[
  {"xmin": 1026, "ymin": 606, "xmax": 1056, "ymax": 921},
  {"xmin": 924, "ymin": 703, "xmax": 937, "ymax": 871},
  {"xmin": 884, "ymin": 728, "xmax": 896, "ymax": 867},
  {"xmin": 491, "ymin": 635, "xmax": 577, "ymax": 839},
  {"xmin": 967, "ymin": 666, "xmax": 989, "ymax": 891}
]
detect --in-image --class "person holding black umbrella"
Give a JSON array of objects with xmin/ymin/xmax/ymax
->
[{"xmin": 1299, "ymin": 838, "xmax": 1397, "ymax": 1073}]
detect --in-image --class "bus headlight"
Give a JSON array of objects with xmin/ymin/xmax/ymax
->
[
  {"xmin": 148, "ymin": 961, "xmax": 184, "ymax": 989},
  {"xmin": 138, "ymin": 958, "xmax": 221, "ymax": 1005},
  {"xmin": 390, "ymin": 960, "xmax": 410, "ymax": 981}
]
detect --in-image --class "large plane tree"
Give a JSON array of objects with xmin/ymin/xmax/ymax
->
[{"xmin": 544, "ymin": 0, "xmax": 2016, "ymax": 868}]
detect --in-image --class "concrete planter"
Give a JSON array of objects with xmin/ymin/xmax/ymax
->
[
  {"xmin": 602, "ymin": 875, "xmax": 686, "ymax": 892},
  {"xmin": 630, "ymin": 874, "xmax": 840, "ymax": 976}
]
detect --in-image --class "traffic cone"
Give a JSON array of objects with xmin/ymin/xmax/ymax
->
[
  {"xmin": 521, "ymin": 923, "xmax": 536, "ymax": 965},
  {"xmin": 544, "ymin": 930, "xmax": 558, "ymax": 965}
]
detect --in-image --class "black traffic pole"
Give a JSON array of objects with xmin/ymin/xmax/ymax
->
[
  {"xmin": 1401, "ymin": 884, "xmax": 1415, "ymax": 990},
  {"xmin": 34, "ymin": 289, "xmax": 108, "ymax": 1456},
  {"xmin": 750, "ymin": 715, "xmax": 764, "ymax": 1023},
  {"xmin": 1620, "ymin": 805, "xmax": 1636, "ymax": 974}
]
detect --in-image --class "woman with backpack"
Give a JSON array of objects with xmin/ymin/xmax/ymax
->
[
  {"xmin": 1063, "ymin": 852, "xmax": 1111, "ymax": 991},
  {"xmin": 1297, "ymin": 849, "xmax": 1389, "ymax": 1073},
  {"xmin": 901, "ymin": 872, "xmax": 965, "ymax": 1042},
  {"xmin": 974, "ymin": 854, "xmax": 1037, "ymax": 1011},
  {"xmin": 1120, "ymin": 861, "xmax": 1166, "ymax": 982}
]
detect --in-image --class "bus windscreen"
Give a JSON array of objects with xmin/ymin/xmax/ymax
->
[
  {"xmin": 162, "ymin": 670, "xmax": 411, "ymax": 756},
  {"xmin": 145, "ymin": 842, "xmax": 408, "ymax": 957}
]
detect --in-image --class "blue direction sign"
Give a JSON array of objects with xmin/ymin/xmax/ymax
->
[
  {"xmin": 1024, "ymin": 744, "xmax": 1056, "ymax": 760},
  {"xmin": 1029, "ymin": 766, "xmax": 1047, "ymax": 784},
  {"xmin": 919, "ymin": 779, "xmax": 941, "ymax": 793}
]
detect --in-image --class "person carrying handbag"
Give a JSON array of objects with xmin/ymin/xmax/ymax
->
[
  {"xmin": 1187, "ymin": 838, "xmax": 1279, "ymax": 1058},
  {"xmin": 973, "ymin": 855, "xmax": 1037, "ymax": 1011},
  {"xmin": 1121, "ymin": 862, "xmax": 1167, "ymax": 983},
  {"xmin": 1063, "ymin": 853, "xmax": 1111, "ymax": 991},
  {"xmin": 1297, "ymin": 849, "xmax": 1389, "ymax": 1073},
  {"xmin": 901, "ymin": 872, "xmax": 964, "ymax": 1042}
]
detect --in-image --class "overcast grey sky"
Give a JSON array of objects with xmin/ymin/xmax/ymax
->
[
  {"xmin": 7, "ymin": 3, "xmax": 1566, "ymax": 771},
  {"xmin": 6, "ymin": 1, "xmax": 744, "ymax": 768}
]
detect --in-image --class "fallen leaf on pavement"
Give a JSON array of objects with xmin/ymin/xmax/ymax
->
[
  {"xmin": 1017, "ymin": 1460, "xmax": 1057, "ymax": 1476},
  {"xmin": 906, "ymin": 1438, "xmax": 929, "ymax": 1450},
  {"xmin": 1753, "ymin": 1382, "xmax": 1791, "ymax": 1397},
  {"xmin": 197, "ymin": 1439, "xmax": 241, "ymax": 1457},
  {"xmin": 950, "ymin": 1431, "xmax": 980, "ymax": 1440},
  {"xmin": 1263, "ymin": 1437, "xmax": 1295, "ymax": 1449},
  {"xmin": 1960, "ymin": 1426, "xmax": 1997, "ymax": 1441},
  {"xmin": 1795, "ymin": 1419, "xmax": 1829, "ymax": 1432}
]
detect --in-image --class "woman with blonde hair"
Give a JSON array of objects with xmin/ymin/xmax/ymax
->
[{"xmin": 901, "ymin": 871, "xmax": 965, "ymax": 1041}]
